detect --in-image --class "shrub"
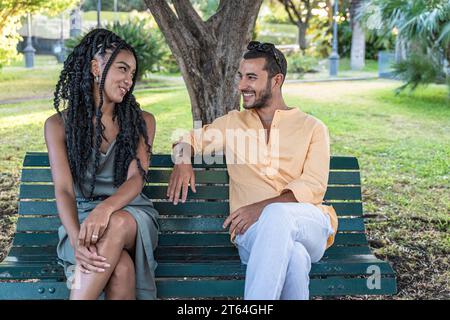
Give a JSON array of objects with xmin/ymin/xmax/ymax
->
[
  {"xmin": 286, "ymin": 51, "xmax": 319, "ymax": 74},
  {"xmin": 65, "ymin": 18, "xmax": 168, "ymax": 80}
]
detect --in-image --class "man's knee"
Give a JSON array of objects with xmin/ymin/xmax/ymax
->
[{"xmin": 258, "ymin": 203, "xmax": 295, "ymax": 232}]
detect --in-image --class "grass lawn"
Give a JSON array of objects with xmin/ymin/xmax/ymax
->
[
  {"xmin": 0, "ymin": 79, "xmax": 449, "ymax": 299},
  {"xmin": 0, "ymin": 55, "xmax": 182, "ymax": 102}
]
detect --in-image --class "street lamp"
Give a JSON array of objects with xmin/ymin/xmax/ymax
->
[
  {"xmin": 97, "ymin": 0, "xmax": 101, "ymax": 28},
  {"xmin": 329, "ymin": 0, "xmax": 340, "ymax": 76},
  {"xmin": 23, "ymin": 13, "xmax": 35, "ymax": 68},
  {"xmin": 70, "ymin": 6, "xmax": 82, "ymax": 37},
  {"xmin": 114, "ymin": 0, "xmax": 118, "ymax": 23},
  {"xmin": 56, "ymin": 12, "xmax": 66, "ymax": 63}
]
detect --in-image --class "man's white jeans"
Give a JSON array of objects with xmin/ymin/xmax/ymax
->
[{"xmin": 235, "ymin": 202, "xmax": 335, "ymax": 300}]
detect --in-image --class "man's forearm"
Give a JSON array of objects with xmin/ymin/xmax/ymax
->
[
  {"xmin": 257, "ymin": 190, "xmax": 297, "ymax": 208},
  {"xmin": 172, "ymin": 142, "xmax": 195, "ymax": 164}
]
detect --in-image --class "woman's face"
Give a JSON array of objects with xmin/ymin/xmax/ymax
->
[{"xmin": 93, "ymin": 49, "xmax": 137, "ymax": 104}]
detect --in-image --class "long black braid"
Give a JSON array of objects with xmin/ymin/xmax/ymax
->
[{"xmin": 53, "ymin": 28, "xmax": 151, "ymax": 198}]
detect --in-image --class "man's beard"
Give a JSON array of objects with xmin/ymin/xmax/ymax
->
[{"xmin": 242, "ymin": 80, "xmax": 272, "ymax": 110}]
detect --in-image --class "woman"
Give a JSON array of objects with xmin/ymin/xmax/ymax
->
[{"xmin": 44, "ymin": 28, "xmax": 159, "ymax": 300}]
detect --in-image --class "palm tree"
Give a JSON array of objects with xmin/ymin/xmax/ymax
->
[
  {"xmin": 359, "ymin": 0, "xmax": 450, "ymax": 94},
  {"xmin": 350, "ymin": 0, "xmax": 366, "ymax": 70}
]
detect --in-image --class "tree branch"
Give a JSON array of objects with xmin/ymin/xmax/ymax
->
[
  {"xmin": 280, "ymin": 0, "xmax": 303, "ymax": 25},
  {"xmin": 144, "ymin": 0, "xmax": 202, "ymax": 77},
  {"xmin": 172, "ymin": 0, "xmax": 214, "ymax": 44}
]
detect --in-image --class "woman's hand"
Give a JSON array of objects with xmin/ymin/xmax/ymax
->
[
  {"xmin": 74, "ymin": 242, "xmax": 110, "ymax": 274},
  {"xmin": 78, "ymin": 203, "xmax": 113, "ymax": 248}
]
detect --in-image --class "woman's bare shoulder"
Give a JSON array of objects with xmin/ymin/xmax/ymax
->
[
  {"xmin": 44, "ymin": 112, "xmax": 66, "ymax": 139},
  {"xmin": 141, "ymin": 111, "xmax": 156, "ymax": 125}
]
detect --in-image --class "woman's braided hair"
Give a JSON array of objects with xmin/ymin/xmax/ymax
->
[{"xmin": 53, "ymin": 28, "xmax": 151, "ymax": 198}]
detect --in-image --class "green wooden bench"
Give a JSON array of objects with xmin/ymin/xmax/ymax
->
[{"xmin": 0, "ymin": 153, "xmax": 396, "ymax": 299}]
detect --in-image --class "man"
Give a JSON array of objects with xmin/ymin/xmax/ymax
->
[{"xmin": 167, "ymin": 41, "xmax": 338, "ymax": 300}]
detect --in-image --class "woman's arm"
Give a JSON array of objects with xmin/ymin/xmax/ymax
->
[
  {"xmin": 79, "ymin": 111, "xmax": 156, "ymax": 247},
  {"xmin": 44, "ymin": 114, "xmax": 80, "ymax": 247},
  {"xmin": 100, "ymin": 111, "xmax": 156, "ymax": 212}
]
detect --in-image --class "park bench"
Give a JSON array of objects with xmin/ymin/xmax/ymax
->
[{"xmin": 0, "ymin": 153, "xmax": 397, "ymax": 299}]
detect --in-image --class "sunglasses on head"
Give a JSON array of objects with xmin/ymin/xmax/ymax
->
[{"xmin": 247, "ymin": 41, "xmax": 283, "ymax": 74}]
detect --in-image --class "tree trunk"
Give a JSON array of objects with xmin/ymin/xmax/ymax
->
[
  {"xmin": 350, "ymin": 21, "xmax": 365, "ymax": 70},
  {"xmin": 143, "ymin": 0, "xmax": 264, "ymax": 125},
  {"xmin": 298, "ymin": 22, "xmax": 307, "ymax": 52},
  {"xmin": 395, "ymin": 35, "xmax": 407, "ymax": 63},
  {"xmin": 350, "ymin": 0, "xmax": 365, "ymax": 70}
]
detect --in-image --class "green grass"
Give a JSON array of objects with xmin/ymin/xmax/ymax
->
[
  {"xmin": 82, "ymin": 11, "xmax": 145, "ymax": 24},
  {"xmin": 338, "ymin": 58, "xmax": 379, "ymax": 73},
  {"xmin": 0, "ymin": 77, "xmax": 449, "ymax": 298},
  {"xmin": 0, "ymin": 55, "xmax": 61, "ymax": 101},
  {"xmin": 0, "ymin": 57, "xmax": 181, "ymax": 102}
]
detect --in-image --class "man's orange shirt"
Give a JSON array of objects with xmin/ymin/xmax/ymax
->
[{"xmin": 181, "ymin": 107, "xmax": 338, "ymax": 248}]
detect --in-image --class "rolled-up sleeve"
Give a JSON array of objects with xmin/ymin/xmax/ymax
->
[
  {"xmin": 179, "ymin": 113, "xmax": 229, "ymax": 155},
  {"xmin": 283, "ymin": 122, "xmax": 330, "ymax": 204}
]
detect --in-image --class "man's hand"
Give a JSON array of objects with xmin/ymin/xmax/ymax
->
[
  {"xmin": 223, "ymin": 202, "xmax": 266, "ymax": 236},
  {"xmin": 167, "ymin": 163, "xmax": 196, "ymax": 205}
]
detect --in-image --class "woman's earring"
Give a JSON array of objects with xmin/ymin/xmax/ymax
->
[{"xmin": 95, "ymin": 75, "xmax": 99, "ymax": 83}]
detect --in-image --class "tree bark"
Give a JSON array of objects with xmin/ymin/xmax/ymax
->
[
  {"xmin": 350, "ymin": 0, "xmax": 365, "ymax": 70},
  {"xmin": 297, "ymin": 22, "xmax": 307, "ymax": 52},
  {"xmin": 143, "ymin": 0, "xmax": 263, "ymax": 125},
  {"xmin": 395, "ymin": 35, "xmax": 407, "ymax": 63},
  {"xmin": 279, "ymin": 0, "xmax": 315, "ymax": 53}
]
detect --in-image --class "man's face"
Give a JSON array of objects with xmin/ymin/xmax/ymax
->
[{"xmin": 237, "ymin": 58, "xmax": 273, "ymax": 109}]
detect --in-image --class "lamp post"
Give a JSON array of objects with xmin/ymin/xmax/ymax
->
[
  {"xmin": 56, "ymin": 12, "xmax": 66, "ymax": 63},
  {"xmin": 97, "ymin": 0, "xmax": 101, "ymax": 28},
  {"xmin": 23, "ymin": 13, "xmax": 35, "ymax": 68},
  {"xmin": 114, "ymin": 0, "xmax": 118, "ymax": 23},
  {"xmin": 70, "ymin": 5, "xmax": 82, "ymax": 37},
  {"xmin": 329, "ymin": 0, "xmax": 340, "ymax": 76}
]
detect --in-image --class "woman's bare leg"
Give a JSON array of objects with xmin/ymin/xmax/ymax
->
[
  {"xmin": 69, "ymin": 211, "xmax": 137, "ymax": 300},
  {"xmin": 104, "ymin": 250, "xmax": 136, "ymax": 300}
]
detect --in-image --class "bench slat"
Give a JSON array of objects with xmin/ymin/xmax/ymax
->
[
  {"xmin": 3, "ymin": 246, "xmax": 374, "ymax": 266},
  {"xmin": 0, "ymin": 255, "xmax": 394, "ymax": 280},
  {"xmin": 8, "ymin": 234, "xmax": 367, "ymax": 258},
  {"xmin": 18, "ymin": 201, "xmax": 364, "ymax": 216},
  {"xmin": 20, "ymin": 184, "xmax": 362, "ymax": 201},
  {"xmin": 23, "ymin": 153, "xmax": 360, "ymax": 170},
  {"xmin": 21, "ymin": 168, "xmax": 361, "ymax": 185},
  {"xmin": 0, "ymin": 275, "xmax": 396, "ymax": 299},
  {"xmin": 16, "ymin": 217, "xmax": 365, "ymax": 232},
  {"xmin": 11, "ymin": 231, "xmax": 368, "ymax": 248}
]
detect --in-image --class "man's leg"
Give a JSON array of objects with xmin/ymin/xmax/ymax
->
[
  {"xmin": 235, "ymin": 202, "xmax": 333, "ymax": 300},
  {"xmin": 279, "ymin": 242, "xmax": 311, "ymax": 300}
]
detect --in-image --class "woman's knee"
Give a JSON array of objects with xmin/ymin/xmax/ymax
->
[{"xmin": 102, "ymin": 211, "xmax": 136, "ymax": 244}]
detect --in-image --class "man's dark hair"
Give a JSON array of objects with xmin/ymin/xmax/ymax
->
[{"xmin": 243, "ymin": 41, "xmax": 287, "ymax": 82}]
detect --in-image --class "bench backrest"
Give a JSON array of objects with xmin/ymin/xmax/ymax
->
[{"xmin": 15, "ymin": 153, "xmax": 367, "ymax": 259}]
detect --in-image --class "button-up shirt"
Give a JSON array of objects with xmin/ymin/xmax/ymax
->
[{"xmin": 181, "ymin": 107, "xmax": 338, "ymax": 248}]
